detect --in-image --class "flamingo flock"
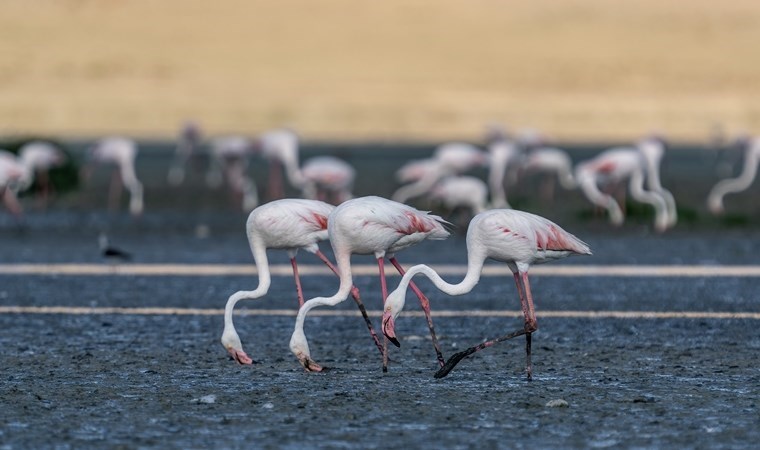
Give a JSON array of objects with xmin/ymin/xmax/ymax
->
[{"xmin": 2, "ymin": 124, "xmax": 758, "ymax": 380}]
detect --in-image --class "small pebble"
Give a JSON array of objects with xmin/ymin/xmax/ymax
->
[
  {"xmin": 545, "ymin": 399, "xmax": 569, "ymax": 408},
  {"xmin": 263, "ymin": 402, "xmax": 274, "ymax": 409},
  {"xmin": 192, "ymin": 395, "xmax": 216, "ymax": 404}
]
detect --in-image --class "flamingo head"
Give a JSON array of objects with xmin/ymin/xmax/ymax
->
[
  {"xmin": 289, "ymin": 328, "xmax": 323, "ymax": 372},
  {"xmin": 221, "ymin": 328, "xmax": 254, "ymax": 365},
  {"xmin": 382, "ymin": 287, "xmax": 407, "ymax": 348}
]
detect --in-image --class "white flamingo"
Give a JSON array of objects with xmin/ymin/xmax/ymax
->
[
  {"xmin": 428, "ymin": 176, "xmax": 489, "ymax": 217},
  {"xmin": 519, "ymin": 147, "xmax": 576, "ymax": 202},
  {"xmin": 574, "ymin": 144, "xmax": 671, "ymax": 232},
  {"xmin": 222, "ymin": 198, "xmax": 382, "ymax": 365},
  {"xmin": 290, "ymin": 196, "xmax": 451, "ymax": 372},
  {"xmin": 486, "ymin": 133, "xmax": 521, "ymax": 209},
  {"xmin": 257, "ymin": 129, "xmax": 308, "ymax": 200},
  {"xmin": 168, "ymin": 121, "xmax": 203, "ymax": 186},
  {"xmin": 392, "ymin": 143, "xmax": 488, "ymax": 203},
  {"xmin": 0, "ymin": 150, "xmax": 26, "ymax": 217},
  {"xmin": 206, "ymin": 135, "xmax": 258, "ymax": 211},
  {"xmin": 707, "ymin": 136, "xmax": 760, "ymax": 215},
  {"xmin": 85, "ymin": 137, "xmax": 144, "ymax": 216},
  {"xmin": 382, "ymin": 209, "xmax": 591, "ymax": 379},
  {"xmin": 300, "ymin": 156, "xmax": 355, "ymax": 204},
  {"xmin": 17, "ymin": 141, "xmax": 67, "ymax": 206}
]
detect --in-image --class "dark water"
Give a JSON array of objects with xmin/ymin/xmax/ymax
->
[{"xmin": 1, "ymin": 140, "xmax": 759, "ymax": 448}]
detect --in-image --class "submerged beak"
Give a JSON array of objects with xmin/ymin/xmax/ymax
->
[{"xmin": 382, "ymin": 310, "xmax": 400, "ymax": 348}]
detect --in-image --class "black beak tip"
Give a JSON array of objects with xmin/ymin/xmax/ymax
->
[{"xmin": 388, "ymin": 337, "xmax": 401, "ymax": 348}]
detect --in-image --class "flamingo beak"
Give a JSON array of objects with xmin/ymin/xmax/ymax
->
[{"xmin": 382, "ymin": 310, "xmax": 400, "ymax": 348}]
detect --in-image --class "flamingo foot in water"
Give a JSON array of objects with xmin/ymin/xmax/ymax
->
[
  {"xmin": 227, "ymin": 348, "xmax": 255, "ymax": 365},
  {"xmin": 296, "ymin": 353, "xmax": 326, "ymax": 373}
]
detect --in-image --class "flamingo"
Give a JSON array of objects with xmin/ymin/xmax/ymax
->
[
  {"xmin": 222, "ymin": 198, "xmax": 382, "ymax": 365},
  {"xmin": 168, "ymin": 121, "xmax": 203, "ymax": 186},
  {"xmin": 486, "ymin": 130, "xmax": 521, "ymax": 209},
  {"xmin": 0, "ymin": 150, "xmax": 26, "ymax": 217},
  {"xmin": 300, "ymin": 156, "xmax": 355, "ymax": 205},
  {"xmin": 381, "ymin": 209, "xmax": 591, "ymax": 379},
  {"xmin": 392, "ymin": 143, "xmax": 488, "ymax": 203},
  {"xmin": 289, "ymin": 196, "xmax": 451, "ymax": 372},
  {"xmin": 707, "ymin": 136, "xmax": 760, "ymax": 215},
  {"xmin": 85, "ymin": 137, "xmax": 144, "ymax": 216},
  {"xmin": 427, "ymin": 176, "xmax": 489, "ymax": 222},
  {"xmin": 206, "ymin": 135, "xmax": 258, "ymax": 211},
  {"xmin": 17, "ymin": 141, "xmax": 67, "ymax": 207},
  {"xmin": 395, "ymin": 158, "xmax": 438, "ymax": 184},
  {"xmin": 636, "ymin": 136, "xmax": 678, "ymax": 227},
  {"xmin": 256, "ymin": 129, "xmax": 308, "ymax": 201},
  {"xmin": 519, "ymin": 147, "xmax": 576, "ymax": 202},
  {"xmin": 574, "ymin": 145, "xmax": 671, "ymax": 232}
]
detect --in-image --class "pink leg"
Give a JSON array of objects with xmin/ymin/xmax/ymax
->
[
  {"xmin": 290, "ymin": 257, "xmax": 305, "ymax": 307},
  {"xmin": 378, "ymin": 257, "xmax": 390, "ymax": 372},
  {"xmin": 389, "ymin": 257, "xmax": 445, "ymax": 368},
  {"xmin": 314, "ymin": 250, "xmax": 384, "ymax": 356},
  {"xmin": 2, "ymin": 188, "xmax": 23, "ymax": 217},
  {"xmin": 520, "ymin": 271, "xmax": 538, "ymax": 380}
]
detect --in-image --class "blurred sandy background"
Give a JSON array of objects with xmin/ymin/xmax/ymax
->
[{"xmin": 1, "ymin": 0, "xmax": 758, "ymax": 142}]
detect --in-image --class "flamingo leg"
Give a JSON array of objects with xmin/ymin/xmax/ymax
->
[
  {"xmin": 389, "ymin": 257, "xmax": 445, "ymax": 368},
  {"xmin": 520, "ymin": 271, "xmax": 538, "ymax": 380},
  {"xmin": 314, "ymin": 250, "xmax": 384, "ymax": 356},
  {"xmin": 378, "ymin": 257, "xmax": 389, "ymax": 372},
  {"xmin": 290, "ymin": 257, "xmax": 305, "ymax": 307}
]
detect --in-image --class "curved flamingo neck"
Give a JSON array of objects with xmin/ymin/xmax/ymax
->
[
  {"xmin": 397, "ymin": 250, "xmax": 486, "ymax": 297},
  {"xmin": 223, "ymin": 237, "xmax": 272, "ymax": 333},
  {"xmin": 293, "ymin": 247, "xmax": 354, "ymax": 333}
]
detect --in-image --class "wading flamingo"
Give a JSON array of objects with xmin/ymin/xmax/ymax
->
[
  {"xmin": 0, "ymin": 150, "xmax": 26, "ymax": 217},
  {"xmin": 289, "ymin": 196, "xmax": 450, "ymax": 372},
  {"xmin": 85, "ymin": 137, "xmax": 144, "ymax": 216},
  {"xmin": 428, "ymin": 176, "xmax": 489, "ymax": 223},
  {"xmin": 382, "ymin": 209, "xmax": 591, "ymax": 379},
  {"xmin": 392, "ymin": 143, "xmax": 488, "ymax": 204},
  {"xmin": 637, "ymin": 137, "xmax": 677, "ymax": 227},
  {"xmin": 300, "ymin": 156, "xmax": 355, "ymax": 205},
  {"xmin": 222, "ymin": 198, "xmax": 383, "ymax": 364},
  {"xmin": 168, "ymin": 121, "xmax": 203, "ymax": 186},
  {"xmin": 707, "ymin": 136, "xmax": 760, "ymax": 215},
  {"xmin": 206, "ymin": 135, "xmax": 258, "ymax": 211},
  {"xmin": 15, "ymin": 141, "xmax": 67, "ymax": 208},
  {"xmin": 519, "ymin": 147, "xmax": 576, "ymax": 202},
  {"xmin": 486, "ymin": 130, "xmax": 521, "ymax": 209},
  {"xmin": 574, "ymin": 145, "xmax": 671, "ymax": 232},
  {"xmin": 257, "ymin": 129, "xmax": 308, "ymax": 201}
]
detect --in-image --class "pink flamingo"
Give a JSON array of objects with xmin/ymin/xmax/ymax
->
[
  {"xmin": 0, "ymin": 150, "xmax": 26, "ymax": 217},
  {"xmin": 520, "ymin": 147, "xmax": 577, "ymax": 202},
  {"xmin": 84, "ymin": 137, "xmax": 144, "ymax": 216},
  {"xmin": 382, "ymin": 209, "xmax": 591, "ymax": 379},
  {"xmin": 574, "ymin": 145, "xmax": 671, "ymax": 232},
  {"xmin": 289, "ymin": 196, "xmax": 450, "ymax": 372},
  {"xmin": 222, "ymin": 198, "xmax": 382, "ymax": 364},
  {"xmin": 395, "ymin": 158, "xmax": 438, "ymax": 184},
  {"xmin": 707, "ymin": 136, "xmax": 760, "ymax": 215},
  {"xmin": 486, "ymin": 131, "xmax": 521, "ymax": 209},
  {"xmin": 300, "ymin": 156, "xmax": 355, "ymax": 205},
  {"xmin": 206, "ymin": 135, "xmax": 258, "ymax": 211},
  {"xmin": 168, "ymin": 121, "xmax": 203, "ymax": 186},
  {"xmin": 17, "ymin": 141, "xmax": 67, "ymax": 207},
  {"xmin": 428, "ymin": 175, "xmax": 489, "ymax": 223},
  {"xmin": 256, "ymin": 129, "xmax": 307, "ymax": 201},
  {"xmin": 392, "ymin": 143, "xmax": 488, "ymax": 203}
]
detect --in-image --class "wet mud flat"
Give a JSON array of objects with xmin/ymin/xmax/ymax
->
[{"xmin": 1, "ymin": 310, "xmax": 758, "ymax": 449}]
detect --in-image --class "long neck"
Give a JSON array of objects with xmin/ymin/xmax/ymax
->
[
  {"xmin": 397, "ymin": 250, "xmax": 486, "ymax": 297},
  {"xmin": 392, "ymin": 171, "xmax": 441, "ymax": 203},
  {"xmin": 223, "ymin": 237, "xmax": 271, "ymax": 332},
  {"xmin": 282, "ymin": 157, "xmax": 307, "ymax": 188},
  {"xmin": 293, "ymin": 246, "xmax": 354, "ymax": 334},
  {"xmin": 716, "ymin": 149, "xmax": 759, "ymax": 195}
]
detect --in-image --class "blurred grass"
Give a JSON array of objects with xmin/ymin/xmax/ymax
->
[{"xmin": 0, "ymin": 0, "xmax": 759, "ymax": 141}]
